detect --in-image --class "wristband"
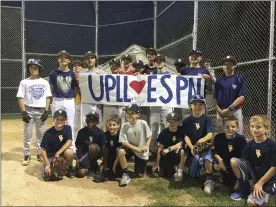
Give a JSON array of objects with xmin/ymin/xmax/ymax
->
[{"xmin": 228, "ymin": 105, "xmax": 235, "ymax": 111}]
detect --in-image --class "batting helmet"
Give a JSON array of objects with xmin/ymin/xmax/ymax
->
[
  {"xmin": 57, "ymin": 50, "xmax": 71, "ymax": 59},
  {"xmin": 222, "ymin": 55, "xmax": 237, "ymax": 65},
  {"xmin": 26, "ymin": 59, "xmax": 43, "ymax": 74}
]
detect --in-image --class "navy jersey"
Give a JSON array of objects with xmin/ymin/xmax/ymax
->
[
  {"xmin": 213, "ymin": 133, "xmax": 247, "ymax": 166},
  {"xmin": 76, "ymin": 127, "xmax": 106, "ymax": 154},
  {"xmin": 271, "ymin": 143, "xmax": 276, "ymax": 167},
  {"xmin": 105, "ymin": 131, "xmax": 120, "ymax": 156},
  {"xmin": 214, "ymin": 73, "xmax": 245, "ymax": 109},
  {"xmin": 241, "ymin": 138, "xmax": 274, "ymax": 181},
  {"xmin": 182, "ymin": 114, "xmax": 213, "ymax": 145},
  {"xmin": 144, "ymin": 64, "xmax": 157, "ymax": 75},
  {"xmin": 156, "ymin": 71, "xmax": 170, "ymax": 75},
  {"xmin": 157, "ymin": 127, "xmax": 185, "ymax": 149},
  {"xmin": 40, "ymin": 125, "xmax": 72, "ymax": 158},
  {"xmin": 180, "ymin": 66, "xmax": 210, "ymax": 76},
  {"xmin": 49, "ymin": 70, "xmax": 77, "ymax": 98}
]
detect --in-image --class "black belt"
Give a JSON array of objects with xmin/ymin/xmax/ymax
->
[{"xmin": 25, "ymin": 106, "xmax": 45, "ymax": 110}]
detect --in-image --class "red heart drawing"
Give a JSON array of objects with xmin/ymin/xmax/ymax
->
[{"xmin": 129, "ymin": 80, "xmax": 146, "ymax": 94}]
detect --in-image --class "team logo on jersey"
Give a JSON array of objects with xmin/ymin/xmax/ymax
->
[
  {"xmin": 110, "ymin": 140, "xmax": 114, "ymax": 146},
  {"xmin": 89, "ymin": 136, "xmax": 93, "ymax": 142},
  {"xmin": 232, "ymin": 84, "xmax": 237, "ymax": 89},
  {"xmin": 228, "ymin": 145, "xmax": 233, "ymax": 152},
  {"xmin": 59, "ymin": 135, "xmax": 63, "ymax": 142},
  {"xmin": 195, "ymin": 123, "xmax": 200, "ymax": 130},
  {"xmin": 172, "ymin": 136, "xmax": 176, "ymax": 142},
  {"xmin": 28, "ymin": 84, "xmax": 45, "ymax": 100},
  {"xmin": 57, "ymin": 75, "xmax": 72, "ymax": 94},
  {"xmin": 256, "ymin": 149, "xmax": 261, "ymax": 158},
  {"xmin": 171, "ymin": 112, "xmax": 175, "ymax": 117}
]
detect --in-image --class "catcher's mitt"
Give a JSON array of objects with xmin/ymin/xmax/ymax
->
[
  {"xmin": 51, "ymin": 157, "xmax": 67, "ymax": 179},
  {"xmin": 193, "ymin": 141, "xmax": 213, "ymax": 155}
]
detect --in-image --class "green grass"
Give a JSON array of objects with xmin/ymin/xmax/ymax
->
[{"xmin": 1, "ymin": 115, "xmax": 21, "ymax": 120}]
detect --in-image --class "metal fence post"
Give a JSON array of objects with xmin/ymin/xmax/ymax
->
[
  {"xmin": 21, "ymin": 0, "xmax": 26, "ymax": 79},
  {"xmin": 153, "ymin": 1, "xmax": 157, "ymax": 49},
  {"xmin": 192, "ymin": 0, "xmax": 198, "ymax": 50},
  {"xmin": 95, "ymin": 1, "xmax": 99, "ymax": 56},
  {"xmin": 267, "ymin": 1, "xmax": 275, "ymax": 124}
]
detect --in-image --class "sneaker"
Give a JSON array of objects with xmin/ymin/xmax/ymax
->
[
  {"xmin": 22, "ymin": 155, "xmax": 31, "ymax": 166},
  {"xmin": 37, "ymin": 155, "xmax": 43, "ymax": 163},
  {"xmin": 67, "ymin": 166, "xmax": 75, "ymax": 178},
  {"xmin": 230, "ymin": 191, "xmax": 242, "ymax": 201},
  {"xmin": 87, "ymin": 170, "xmax": 96, "ymax": 179},
  {"xmin": 204, "ymin": 180, "xmax": 215, "ymax": 194},
  {"xmin": 120, "ymin": 173, "xmax": 131, "ymax": 186},
  {"xmin": 174, "ymin": 169, "xmax": 183, "ymax": 182},
  {"xmin": 93, "ymin": 172, "xmax": 106, "ymax": 183}
]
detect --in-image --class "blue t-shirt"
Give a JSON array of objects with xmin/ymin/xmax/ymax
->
[
  {"xmin": 214, "ymin": 73, "xmax": 246, "ymax": 109},
  {"xmin": 157, "ymin": 127, "xmax": 185, "ymax": 149},
  {"xmin": 213, "ymin": 133, "xmax": 247, "ymax": 167},
  {"xmin": 76, "ymin": 127, "xmax": 106, "ymax": 154},
  {"xmin": 144, "ymin": 64, "xmax": 157, "ymax": 75},
  {"xmin": 241, "ymin": 138, "xmax": 274, "ymax": 181},
  {"xmin": 49, "ymin": 70, "xmax": 77, "ymax": 98},
  {"xmin": 40, "ymin": 125, "xmax": 72, "ymax": 158},
  {"xmin": 182, "ymin": 114, "xmax": 213, "ymax": 145},
  {"xmin": 180, "ymin": 66, "xmax": 210, "ymax": 76}
]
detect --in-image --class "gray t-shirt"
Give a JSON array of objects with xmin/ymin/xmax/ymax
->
[{"xmin": 119, "ymin": 119, "xmax": 152, "ymax": 160}]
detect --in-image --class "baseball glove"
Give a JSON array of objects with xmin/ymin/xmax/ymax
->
[
  {"xmin": 52, "ymin": 157, "xmax": 67, "ymax": 179},
  {"xmin": 193, "ymin": 141, "xmax": 213, "ymax": 155}
]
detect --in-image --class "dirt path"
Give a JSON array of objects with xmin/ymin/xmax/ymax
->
[{"xmin": 2, "ymin": 118, "xmax": 151, "ymax": 206}]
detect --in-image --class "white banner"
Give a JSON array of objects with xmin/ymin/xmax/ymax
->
[{"xmin": 79, "ymin": 74, "xmax": 205, "ymax": 108}]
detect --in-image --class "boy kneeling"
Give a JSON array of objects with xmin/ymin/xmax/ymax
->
[
  {"xmin": 40, "ymin": 109, "xmax": 74, "ymax": 181},
  {"xmin": 152, "ymin": 112, "xmax": 186, "ymax": 181}
]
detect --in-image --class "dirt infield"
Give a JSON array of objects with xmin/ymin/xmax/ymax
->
[{"xmin": 1, "ymin": 118, "xmax": 151, "ymax": 206}]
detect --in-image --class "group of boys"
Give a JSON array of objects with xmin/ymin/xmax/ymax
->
[{"xmin": 16, "ymin": 48, "xmax": 275, "ymax": 206}]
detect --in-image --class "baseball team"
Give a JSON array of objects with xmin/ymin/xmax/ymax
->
[{"xmin": 16, "ymin": 48, "xmax": 276, "ymax": 206}]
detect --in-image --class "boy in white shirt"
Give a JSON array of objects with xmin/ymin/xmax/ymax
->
[{"xmin": 16, "ymin": 59, "xmax": 52, "ymax": 166}]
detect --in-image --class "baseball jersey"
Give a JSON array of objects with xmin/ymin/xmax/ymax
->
[
  {"xmin": 157, "ymin": 127, "xmax": 185, "ymax": 148},
  {"xmin": 213, "ymin": 133, "xmax": 247, "ymax": 166},
  {"xmin": 119, "ymin": 119, "xmax": 152, "ymax": 160},
  {"xmin": 214, "ymin": 73, "xmax": 246, "ymax": 109},
  {"xmin": 241, "ymin": 138, "xmax": 274, "ymax": 181},
  {"xmin": 180, "ymin": 66, "xmax": 210, "ymax": 76},
  {"xmin": 156, "ymin": 71, "xmax": 170, "ymax": 75},
  {"xmin": 76, "ymin": 126, "xmax": 106, "ymax": 154},
  {"xmin": 40, "ymin": 125, "xmax": 72, "ymax": 158},
  {"xmin": 16, "ymin": 78, "xmax": 52, "ymax": 108},
  {"xmin": 49, "ymin": 70, "xmax": 77, "ymax": 98},
  {"xmin": 144, "ymin": 64, "xmax": 157, "ymax": 75},
  {"xmin": 182, "ymin": 114, "xmax": 213, "ymax": 145},
  {"xmin": 105, "ymin": 131, "xmax": 120, "ymax": 157},
  {"xmin": 270, "ymin": 143, "xmax": 276, "ymax": 167}
]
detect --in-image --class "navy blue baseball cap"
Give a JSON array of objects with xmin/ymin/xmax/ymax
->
[
  {"xmin": 167, "ymin": 112, "xmax": 181, "ymax": 121},
  {"xmin": 132, "ymin": 60, "xmax": 144, "ymax": 68},
  {"xmin": 53, "ymin": 109, "xmax": 68, "ymax": 118},
  {"xmin": 189, "ymin": 49, "xmax": 202, "ymax": 56},
  {"xmin": 189, "ymin": 95, "xmax": 206, "ymax": 105},
  {"xmin": 27, "ymin": 58, "xmax": 43, "ymax": 69},
  {"xmin": 222, "ymin": 55, "xmax": 237, "ymax": 65},
  {"xmin": 57, "ymin": 50, "xmax": 71, "ymax": 59},
  {"xmin": 122, "ymin": 104, "xmax": 140, "ymax": 113},
  {"xmin": 86, "ymin": 111, "xmax": 99, "ymax": 122}
]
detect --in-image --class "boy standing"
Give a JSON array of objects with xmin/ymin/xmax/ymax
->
[
  {"xmin": 119, "ymin": 54, "xmax": 134, "ymax": 75},
  {"xmin": 40, "ymin": 109, "xmax": 74, "ymax": 180},
  {"xmin": 182, "ymin": 95, "xmax": 214, "ymax": 194},
  {"xmin": 117, "ymin": 104, "xmax": 152, "ymax": 186},
  {"xmin": 144, "ymin": 48, "xmax": 157, "ymax": 75},
  {"xmin": 17, "ymin": 59, "xmax": 52, "ymax": 165},
  {"xmin": 230, "ymin": 115, "xmax": 274, "ymax": 203}
]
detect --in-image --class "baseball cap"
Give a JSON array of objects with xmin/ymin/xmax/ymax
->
[
  {"xmin": 154, "ymin": 54, "xmax": 166, "ymax": 62},
  {"xmin": 57, "ymin": 50, "xmax": 71, "ymax": 59},
  {"xmin": 122, "ymin": 104, "xmax": 140, "ymax": 113},
  {"xmin": 84, "ymin": 51, "xmax": 97, "ymax": 59},
  {"xmin": 145, "ymin": 48, "xmax": 157, "ymax": 55},
  {"xmin": 71, "ymin": 60, "xmax": 84, "ymax": 67},
  {"xmin": 53, "ymin": 109, "xmax": 68, "ymax": 118},
  {"xmin": 27, "ymin": 58, "xmax": 43, "ymax": 69},
  {"xmin": 174, "ymin": 58, "xmax": 185, "ymax": 67},
  {"xmin": 167, "ymin": 112, "xmax": 181, "ymax": 121},
  {"xmin": 189, "ymin": 49, "xmax": 203, "ymax": 56},
  {"xmin": 86, "ymin": 111, "xmax": 99, "ymax": 122},
  {"xmin": 132, "ymin": 60, "xmax": 144, "ymax": 68},
  {"xmin": 189, "ymin": 95, "xmax": 206, "ymax": 105},
  {"xmin": 222, "ymin": 55, "xmax": 237, "ymax": 65},
  {"xmin": 121, "ymin": 54, "xmax": 132, "ymax": 62},
  {"xmin": 109, "ymin": 58, "xmax": 120, "ymax": 66}
]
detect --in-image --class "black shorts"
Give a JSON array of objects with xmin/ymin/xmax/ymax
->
[
  {"xmin": 107, "ymin": 147, "xmax": 118, "ymax": 169},
  {"xmin": 160, "ymin": 149, "xmax": 181, "ymax": 177},
  {"xmin": 122, "ymin": 147, "xmax": 148, "ymax": 175},
  {"xmin": 79, "ymin": 144, "xmax": 102, "ymax": 169}
]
